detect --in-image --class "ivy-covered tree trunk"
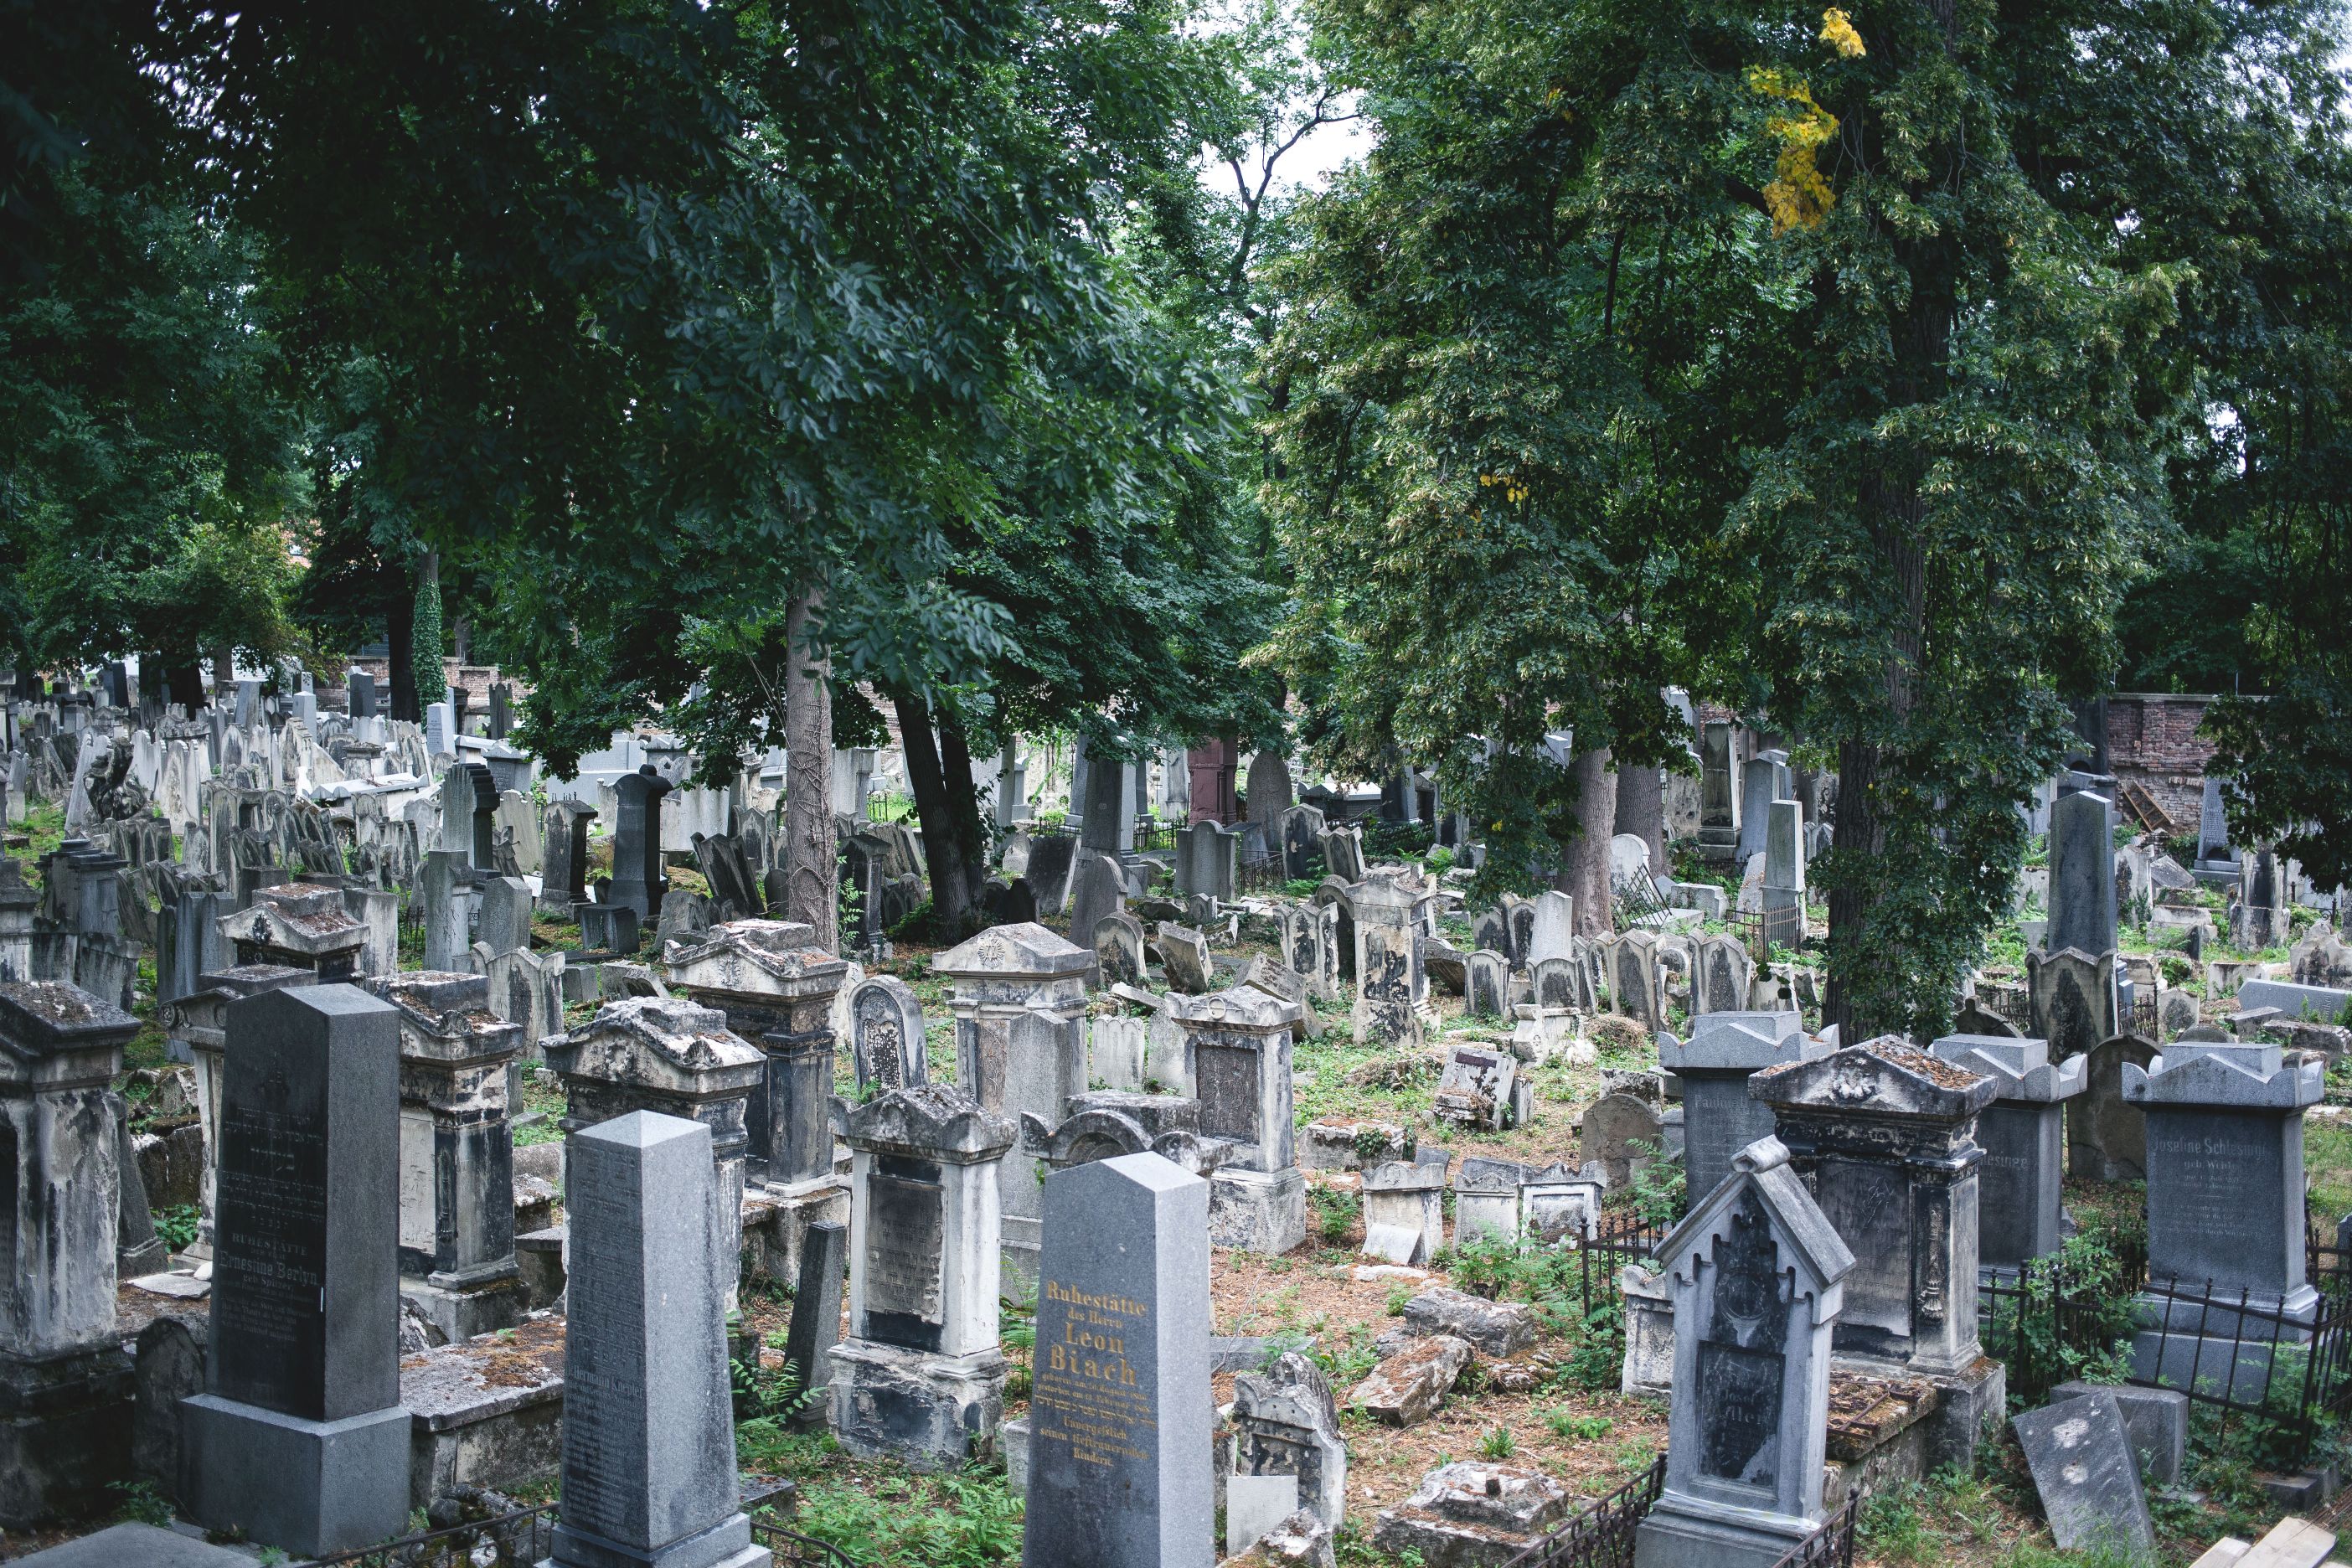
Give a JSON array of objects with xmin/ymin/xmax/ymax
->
[
  {"xmin": 209, "ymin": 643, "xmax": 234, "ymax": 703},
  {"xmin": 893, "ymin": 691, "xmax": 988, "ymax": 941},
  {"xmin": 782, "ymin": 585, "xmax": 838, "ymax": 953},
  {"xmin": 410, "ymin": 550, "xmax": 446, "ymax": 710},
  {"xmin": 1555, "ymin": 748, "xmax": 1617, "ymax": 938}
]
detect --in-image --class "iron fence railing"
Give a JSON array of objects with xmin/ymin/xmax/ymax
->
[
  {"xmin": 1763, "ymin": 1486, "xmax": 1862, "ymax": 1568},
  {"xmin": 1236, "ymin": 851, "xmax": 1287, "ymax": 895},
  {"xmin": 1499, "ymin": 1454, "xmax": 1667, "ymax": 1568},
  {"xmin": 312, "ymin": 1495, "xmax": 855, "ymax": 1568},
  {"xmin": 1575, "ymin": 1210, "xmax": 1669, "ymax": 1315}
]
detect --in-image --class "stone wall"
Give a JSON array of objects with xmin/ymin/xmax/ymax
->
[{"xmin": 2104, "ymin": 693, "xmax": 2217, "ymax": 830}]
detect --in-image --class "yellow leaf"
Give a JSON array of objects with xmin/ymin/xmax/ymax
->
[{"xmin": 1821, "ymin": 8, "xmax": 1865, "ymax": 59}]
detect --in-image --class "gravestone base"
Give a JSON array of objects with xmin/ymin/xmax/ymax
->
[
  {"xmin": 1694, "ymin": 827, "xmax": 1740, "ymax": 864},
  {"xmin": 826, "ymin": 1338, "xmax": 1006, "ymax": 1473},
  {"xmin": 400, "ymin": 1266, "xmax": 527, "ymax": 1344},
  {"xmin": 181, "ymin": 1393, "xmax": 411, "ymax": 1557},
  {"xmin": 0, "ymin": 1345, "xmax": 134, "ymax": 1528},
  {"xmin": 743, "ymin": 1177, "xmax": 849, "ymax": 1289},
  {"xmin": 2132, "ymin": 1286, "xmax": 2320, "ymax": 1400},
  {"xmin": 1210, "ymin": 1166, "xmax": 1308, "ymax": 1256},
  {"xmin": 999, "ymin": 1215, "xmax": 1042, "ymax": 1303},
  {"xmin": 400, "ymin": 1318, "xmax": 567, "ymax": 1511},
  {"xmin": 546, "ymin": 1511, "xmax": 770, "ymax": 1568},
  {"xmin": 1921, "ymin": 1359, "xmax": 2006, "ymax": 1474},
  {"xmin": 1632, "ymin": 1493, "xmax": 1816, "ymax": 1568}
]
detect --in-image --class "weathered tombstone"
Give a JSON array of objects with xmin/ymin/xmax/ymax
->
[
  {"xmin": 654, "ymin": 887, "xmax": 712, "ymax": 950},
  {"xmin": 477, "ymin": 873, "xmax": 534, "ymax": 959},
  {"xmin": 0, "ymin": 981, "xmax": 141, "ymax": 1526},
  {"xmin": 1093, "ymin": 911, "xmax": 1148, "ymax": 991},
  {"xmin": 1467, "ymin": 949, "xmax": 1509, "ymax": 1019},
  {"xmin": 1524, "ymin": 890, "xmax": 1575, "ymax": 967},
  {"xmin": 1735, "ymin": 748, "xmax": 1791, "ymax": 864},
  {"xmin": 1246, "ymin": 750, "xmax": 1294, "ymax": 834},
  {"xmin": 544, "ymin": 996, "xmax": 765, "ymax": 1305},
  {"xmin": 1230, "ymin": 1351, "xmax": 1346, "ymax": 1534},
  {"xmin": 1318, "ymin": 824, "xmax": 1367, "ymax": 883},
  {"xmin": 1581, "ymin": 1091, "xmax": 1663, "ymax": 1189},
  {"xmin": 221, "ymin": 879, "xmax": 365, "ymax": 977},
  {"xmin": 849, "ymin": 973, "xmax": 928, "ymax": 1094},
  {"xmin": 2068, "ymin": 1033, "xmax": 2155, "ymax": 1181},
  {"xmin": 1278, "ymin": 804, "xmax": 1326, "ymax": 882},
  {"xmin": 2047, "ymin": 788, "xmax": 2119, "ymax": 959},
  {"xmin": 539, "ymin": 799, "xmax": 598, "ymax": 917},
  {"xmin": 1433, "ymin": 1042, "xmax": 1516, "ymax": 1132},
  {"xmin": 2011, "ymin": 1391, "xmax": 2154, "ymax": 1558},
  {"xmin": 420, "ymin": 848, "xmax": 478, "ymax": 972},
  {"xmin": 1361, "ymin": 1161, "xmax": 1447, "ymax": 1265},
  {"xmin": 1452, "ymin": 1156, "xmax": 1531, "ymax": 1244},
  {"xmin": 369, "ymin": 972, "xmax": 526, "ymax": 1338},
  {"xmin": 1021, "ymin": 1152, "xmax": 1212, "ymax": 1568},
  {"xmin": 829, "ymin": 1085, "xmax": 1014, "ymax": 1471},
  {"xmin": 2232, "ymin": 846, "xmax": 2294, "ymax": 952},
  {"xmin": 548, "ymin": 1111, "xmax": 764, "ymax": 1568},
  {"xmin": 1068, "ymin": 850, "xmax": 1127, "ymax": 955},
  {"xmin": 933, "ymin": 922, "xmax": 1092, "ymax": 1291},
  {"xmin": 1024, "ymin": 833, "xmax": 1078, "ymax": 916},
  {"xmin": 576, "ymin": 898, "xmax": 641, "ymax": 957},
  {"xmin": 1171, "ymin": 986, "xmax": 1307, "ymax": 1254},
  {"xmin": 343, "ymin": 884, "xmax": 400, "ymax": 978},
  {"xmin": 783, "ymin": 1219, "xmax": 848, "ymax": 1428},
  {"xmin": 1520, "ymin": 1163, "xmax": 1604, "ymax": 1246},
  {"xmin": 1176, "ymin": 820, "xmax": 1239, "ymax": 905},
  {"xmin": 1752, "ymin": 1039, "xmax": 2004, "ymax": 1469},
  {"xmin": 1504, "ymin": 895, "xmax": 1537, "ymax": 970},
  {"xmin": 1696, "ymin": 720, "xmax": 1740, "ymax": 860},
  {"xmin": 1689, "ymin": 933, "xmax": 1755, "ymax": 1017},
  {"xmin": 1469, "ymin": 906, "xmax": 1511, "ymax": 967},
  {"xmin": 2028, "ymin": 944, "xmax": 2116, "ymax": 1061},
  {"xmin": 1760, "ymin": 799, "xmax": 1806, "ymax": 951},
  {"xmin": 2125, "ymin": 1038, "xmax": 2324, "ymax": 1395},
  {"xmin": 1930, "ymin": 1034, "xmax": 2084, "ymax": 1271},
  {"xmin": 608, "ymin": 764, "xmax": 672, "ymax": 922},
  {"xmin": 1351, "ymin": 871, "xmax": 1424, "ymax": 1047},
  {"xmin": 1659, "ymin": 1012, "xmax": 1824, "ymax": 1203},
  {"xmin": 1158, "ymin": 921, "xmax": 1214, "ymax": 995},
  {"xmin": 182, "ymin": 985, "xmax": 411, "ymax": 1557},
  {"xmin": 1632, "ymin": 1136, "xmax": 1854, "ymax": 1568},
  {"xmin": 1602, "ymin": 930, "xmax": 1665, "ymax": 1032}
]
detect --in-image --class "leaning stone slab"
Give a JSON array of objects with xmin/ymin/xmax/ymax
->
[
  {"xmin": 2012, "ymin": 1390, "xmax": 2153, "ymax": 1557},
  {"xmin": 1346, "ymin": 1335, "xmax": 1472, "ymax": 1426},
  {"xmin": 1398, "ymin": 1287, "xmax": 1536, "ymax": 1357},
  {"xmin": 2047, "ymin": 1379, "xmax": 2187, "ymax": 1485}
]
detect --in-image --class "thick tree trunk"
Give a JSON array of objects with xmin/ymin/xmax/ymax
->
[
  {"xmin": 1822, "ymin": 736, "xmax": 1883, "ymax": 1040},
  {"xmin": 388, "ymin": 585, "xmax": 417, "ymax": 722},
  {"xmin": 893, "ymin": 691, "xmax": 985, "ymax": 941},
  {"xmin": 1554, "ymin": 748, "xmax": 1617, "ymax": 938},
  {"xmin": 936, "ymin": 718, "xmax": 991, "ymax": 885},
  {"xmin": 1614, "ymin": 762, "xmax": 1665, "ymax": 882},
  {"xmin": 783, "ymin": 585, "xmax": 838, "ymax": 952},
  {"xmin": 209, "ymin": 644, "xmax": 234, "ymax": 705}
]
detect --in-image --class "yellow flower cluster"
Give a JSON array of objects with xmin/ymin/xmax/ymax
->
[
  {"xmin": 1746, "ymin": 66, "xmax": 1839, "ymax": 234},
  {"xmin": 1478, "ymin": 472, "xmax": 1530, "ymax": 505},
  {"xmin": 1820, "ymin": 8, "xmax": 1865, "ymax": 59}
]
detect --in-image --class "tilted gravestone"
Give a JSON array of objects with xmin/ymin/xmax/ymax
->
[
  {"xmin": 1023, "ymin": 1152, "xmax": 1212, "ymax": 1568},
  {"xmin": 1094, "ymin": 911, "xmax": 1148, "ymax": 991},
  {"xmin": 182, "ymin": 985, "xmax": 411, "ymax": 1558},
  {"xmin": 2011, "ymin": 1390, "xmax": 2153, "ymax": 1558},
  {"xmin": 1231, "ymin": 1351, "xmax": 1346, "ymax": 1531}
]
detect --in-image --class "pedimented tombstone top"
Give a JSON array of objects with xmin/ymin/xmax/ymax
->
[
  {"xmin": 1751, "ymin": 1036, "xmax": 1999, "ymax": 1124},
  {"xmin": 2122, "ymin": 1038, "xmax": 2323, "ymax": 1111},
  {"xmin": 1927, "ymin": 1034, "xmax": 2085, "ymax": 1105},
  {"xmin": 932, "ymin": 921, "xmax": 1093, "ymax": 981},
  {"xmin": 544, "ymin": 995, "xmax": 763, "ymax": 1096}
]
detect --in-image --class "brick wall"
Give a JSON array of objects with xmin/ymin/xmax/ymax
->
[{"xmin": 2106, "ymin": 693, "xmax": 2217, "ymax": 832}]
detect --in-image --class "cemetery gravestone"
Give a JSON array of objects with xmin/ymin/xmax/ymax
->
[
  {"xmin": 1659, "ymin": 1012, "xmax": 1824, "ymax": 1202},
  {"xmin": 550, "ymin": 1112, "xmax": 766, "ymax": 1568},
  {"xmin": 1023, "ymin": 1153, "xmax": 1212, "ymax": 1568},
  {"xmin": 609, "ymin": 764, "xmax": 673, "ymax": 922},
  {"xmin": 182, "ymin": 985, "xmax": 411, "ymax": 1558},
  {"xmin": 2028, "ymin": 945, "xmax": 2116, "ymax": 1061},
  {"xmin": 2010, "ymin": 1391, "xmax": 2153, "ymax": 1558},
  {"xmin": 850, "ymin": 973, "xmax": 929, "ymax": 1094},
  {"xmin": 1351, "ymin": 871, "xmax": 1425, "ymax": 1047},
  {"xmin": 1697, "ymin": 720, "xmax": 1740, "ymax": 860},
  {"xmin": 1278, "ymin": 804, "xmax": 1325, "ymax": 881},
  {"xmin": 1094, "ymin": 911, "xmax": 1148, "ymax": 992},
  {"xmin": 1736, "ymin": 748, "xmax": 1792, "ymax": 864},
  {"xmin": 1467, "ymin": 949, "xmax": 1509, "ymax": 1019},
  {"xmin": 1930, "ymin": 1034, "xmax": 2084, "ymax": 1271},
  {"xmin": 783, "ymin": 1220, "xmax": 848, "ymax": 1428},
  {"xmin": 1230, "ymin": 1351, "xmax": 1347, "ymax": 1531},
  {"xmin": 1433, "ymin": 1042, "xmax": 1515, "ymax": 1132},
  {"xmin": 1689, "ymin": 934, "xmax": 1754, "ymax": 1017},
  {"xmin": 1581, "ymin": 1091, "xmax": 1663, "ymax": 1189},
  {"xmin": 2046, "ymin": 790, "xmax": 2119, "ymax": 960},
  {"xmin": 539, "ymin": 802, "xmax": 599, "ymax": 920},
  {"xmin": 1171, "ymin": 986, "xmax": 1308, "ymax": 1255},
  {"xmin": 1525, "ymin": 890, "xmax": 1575, "ymax": 967},
  {"xmin": 1158, "ymin": 921, "xmax": 1214, "ymax": 995}
]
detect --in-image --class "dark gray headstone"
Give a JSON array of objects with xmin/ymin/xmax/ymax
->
[
  {"xmin": 2047, "ymin": 790, "xmax": 2118, "ymax": 959},
  {"xmin": 554, "ymin": 1112, "xmax": 753, "ymax": 1568},
  {"xmin": 783, "ymin": 1220, "xmax": 847, "ymax": 1428},
  {"xmin": 2011, "ymin": 1391, "xmax": 2153, "ymax": 1556},
  {"xmin": 1023, "ymin": 1153, "xmax": 1211, "ymax": 1568}
]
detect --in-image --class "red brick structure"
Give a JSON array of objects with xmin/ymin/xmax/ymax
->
[{"xmin": 2104, "ymin": 693, "xmax": 2218, "ymax": 833}]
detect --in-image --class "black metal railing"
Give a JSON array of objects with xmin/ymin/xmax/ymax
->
[
  {"xmin": 1499, "ymin": 1454, "xmax": 1667, "ymax": 1568},
  {"xmin": 1611, "ymin": 877, "xmax": 1675, "ymax": 934},
  {"xmin": 1236, "ymin": 851, "xmax": 1287, "ymax": 894},
  {"xmin": 1764, "ymin": 1486, "xmax": 1861, "ymax": 1568},
  {"xmin": 1132, "ymin": 819, "xmax": 1180, "ymax": 855},
  {"xmin": 1576, "ymin": 1210, "xmax": 1669, "ymax": 1315},
  {"xmin": 312, "ymin": 1501, "xmax": 857, "ymax": 1568}
]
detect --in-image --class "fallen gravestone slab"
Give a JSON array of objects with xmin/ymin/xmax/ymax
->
[
  {"xmin": 1399, "ymin": 1286, "xmax": 1537, "ymax": 1356},
  {"xmin": 1347, "ymin": 1335, "xmax": 1472, "ymax": 1426},
  {"xmin": 2013, "ymin": 1390, "xmax": 2153, "ymax": 1558}
]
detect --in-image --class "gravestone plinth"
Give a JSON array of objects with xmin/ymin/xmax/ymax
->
[
  {"xmin": 1659, "ymin": 1012, "xmax": 1823, "ymax": 1202},
  {"xmin": 0, "ymin": 981, "xmax": 141, "ymax": 1526},
  {"xmin": 538, "ymin": 800, "xmax": 597, "ymax": 917},
  {"xmin": 157, "ymin": 964, "xmax": 316, "ymax": 1258},
  {"xmin": 2123, "ymin": 1039, "xmax": 2324, "ymax": 1394},
  {"xmin": 1753, "ymin": 1039, "xmax": 2004, "ymax": 1471},
  {"xmin": 219, "ymin": 881, "xmax": 364, "ymax": 978},
  {"xmin": 182, "ymin": 985, "xmax": 411, "ymax": 1558},
  {"xmin": 1023, "ymin": 1152, "xmax": 1212, "ymax": 1568},
  {"xmin": 1170, "ymin": 986, "xmax": 1307, "ymax": 1255},
  {"xmin": 933, "ymin": 923, "xmax": 1091, "ymax": 1293},
  {"xmin": 545, "ymin": 1112, "xmax": 767, "ymax": 1568},
  {"xmin": 828, "ymin": 1086, "xmax": 1014, "ymax": 1471},
  {"xmin": 1632, "ymin": 1137, "xmax": 1854, "ymax": 1568},
  {"xmin": 1929, "ymin": 1034, "xmax": 2084, "ymax": 1271},
  {"xmin": 544, "ymin": 996, "xmax": 765, "ymax": 1306},
  {"xmin": 369, "ymin": 972, "xmax": 526, "ymax": 1339}
]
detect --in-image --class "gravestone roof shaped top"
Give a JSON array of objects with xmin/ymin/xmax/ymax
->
[
  {"xmin": 663, "ymin": 917, "xmax": 839, "ymax": 989},
  {"xmin": 1751, "ymin": 1036, "xmax": 1999, "ymax": 1121},
  {"xmin": 364, "ymin": 970, "xmax": 521, "ymax": 1061},
  {"xmin": 228, "ymin": 882, "xmax": 366, "ymax": 957},
  {"xmin": 0, "ymin": 979, "xmax": 138, "ymax": 1085},
  {"xmin": 1168, "ymin": 984, "xmax": 1296, "ymax": 1030},
  {"xmin": 2122, "ymin": 1038, "xmax": 2324, "ymax": 1110},
  {"xmin": 1233, "ymin": 1349, "xmax": 1341, "ymax": 1442},
  {"xmin": 1659, "ymin": 1010, "xmax": 1818, "ymax": 1072},
  {"xmin": 931, "ymin": 920, "xmax": 1092, "ymax": 978},
  {"xmin": 1928, "ymin": 1034, "xmax": 2086, "ymax": 1103},
  {"xmin": 842, "ymin": 1081, "xmax": 1017, "ymax": 1159},
  {"xmin": 1653, "ymin": 1134, "xmax": 1855, "ymax": 1294},
  {"xmin": 544, "ymin": 994, "xmax": 763, "ymax": 1091}
]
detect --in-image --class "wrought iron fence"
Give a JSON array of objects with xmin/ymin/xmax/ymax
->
[
  {"xmin": 1132, "ymin": 819, "xmax": 1180, "ymax": 855},
  {"xmin": 1574, "ymin": 1210, "xmax": 1669, "ymax": 1316},
  {"xmin": 1498, "ymin": 1453, "xmax": 1667, "ymax": 1568},
  {"xmin": 312, "ymin": 1498, "xmax": 857, "ymax": 1568},
  {"xmin": 750, "ymin": 1520, "xmax": 865, "ymax": 1566},
  {"xmin": 1763, "ymin": 1486, "xmax": 1862, "ymax": 1568},
  {"xmin": 1236, "ymin": 850, "xmax": 1287, "ymax": 895},
  {"xmin": 1611, "ymin": 877, "xmax": 1675, "ymax": 934}
]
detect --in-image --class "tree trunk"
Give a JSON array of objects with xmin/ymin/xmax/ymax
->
[
  {"xmin": 209, "ymin": 643, "xmax": 234, "ymax": 705},
  {"xmin": 1822, "ymin": 736, "xmax": 1883, "ymax": 1040},
  {"xmin": 893, "ymin": 691, "xmax": 984, "ymax": 941},
  {"xmin": 937, "ymin": 718, "xmax": 991, "ymax": 891},
  {"xmin": 1615, "ymin": 763, "xmax": 1665, "ymax": 882},
  {"xmin": 1554, "ymin": 748, "xmax": 1617, "ymax": 938},
  {"xmin": 783, "ymin": 585, "xmax": 838, "ymax": 952},
  {"xmin": 388, "ymin": 584, "xmax": 417, "ymax": 723}
]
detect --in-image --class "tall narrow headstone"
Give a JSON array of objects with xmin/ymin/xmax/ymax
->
[
  {"xmin": 2046, "ymin": 789, "xmax": 2119, "ymax": 960},
  {"xmin": 783, "ymin": 1220, "xmax": 848, "ymax": 1429},
  {"xmin": 1736, "ymin": 748, "xmax": 1791, "ymax": 863},
  {"xmin": 1929, "ymin": 1034, "xmax": 2085, "ymax": 1271},
  {"xmin": 548, "ymin": 1112, "xmax": 765, "ymax": 1568},
  {"xmin": 1350, "ymin": 871, "xmax": 1426, "ymax": 1047},
  {"xmin": 1761, "ymin": 798, "xmax": 1806, "ymax": 951},
  {"xmin": 1697, "ymin": 721, "xmax": 1740, "ymax": 860},
  {"xmin": 1659, "ymin": 1012, "xmax": 1823, "ymax": 1202},
  {"xmin": 610, "ymin": 764, "xmax": 673, "ymax": 922},
  {"xmin": 539, "ymin": 799, "xmax": 598, "ymax": 917},
  {"xmin": 1024, "ymin": 1153, "xmax": 1212, "ymax": 1568},
  {"xmin": 182, "ymin": 985, "xmax": 410, "ymax": 1557}
]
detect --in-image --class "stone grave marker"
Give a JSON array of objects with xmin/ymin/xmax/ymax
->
[
  {"xmin": 2028, "ymin": 944, "xmax": 2116, "ymax": 1061},
  {"xmin": 2067, "ymin": 1033, "xmax": 2154, "ymax": 1181},
  {"xmin": 1658, "ymin": 1011, "xmax": 1822, "ymax": 1202},
  {"xmin": 1690, "ymin": 933, "xmax": 1754, "ymax": 1017},
  {"xmin": 1171, "ymin": 986, "xmax": 1306, "ymax": 1255},
  {"xmin": 1519, "ymin": 1163, "xmax": 1603, "ymax": 1246},
  {"xmin": 783, "ymin": 1219, "xmax": 848, "ymax": 1428},
  {"xmin": 1930, "ymin": 1034, "xmax": 2083, "ymax": 1271},
  {"xmin": 1452, "ymin": 1157, "xmax": 1530, "ymax": 1244},
  {"xmin": 1023, "ymin": 1152, "xmax": 1211, "ymax": 1568},
  {"xmin": 1158, "ymin": 921, "xmax": 1213, "ymax": 994},
  {"xmin": 1231, "ymin": 1350, "xmax": 1346, "ymax": 1529},
  {"xmin": 1525, "ymin": 890, "xmax": 1574, "ymax": 967},
  {"xmin": 1432, "ymin": 1042, "xmax": 1514, "ymax": 1132},
  {"xmin": 849, "ymin": 973, "xmax": 928, "ymax": 1094},
  {"xmin": 1467, "ymin": 949, "xmax": 1509, "ymax": 1019},
  {"xmin": 1580, "ymin": 1091, "xmax": 1663, "ymax": 1189},
  {"xmin": 1361, "ymin": 1160, "xmax": 1447, "ymax": 1265},
  {"xmin": 1529, "ymin": 953, "xmax": 1586, "ymax": 1014},
  {"xmin": 2011, "ymin": 1390, "xmax": 2153, "ymax": 1557}
]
